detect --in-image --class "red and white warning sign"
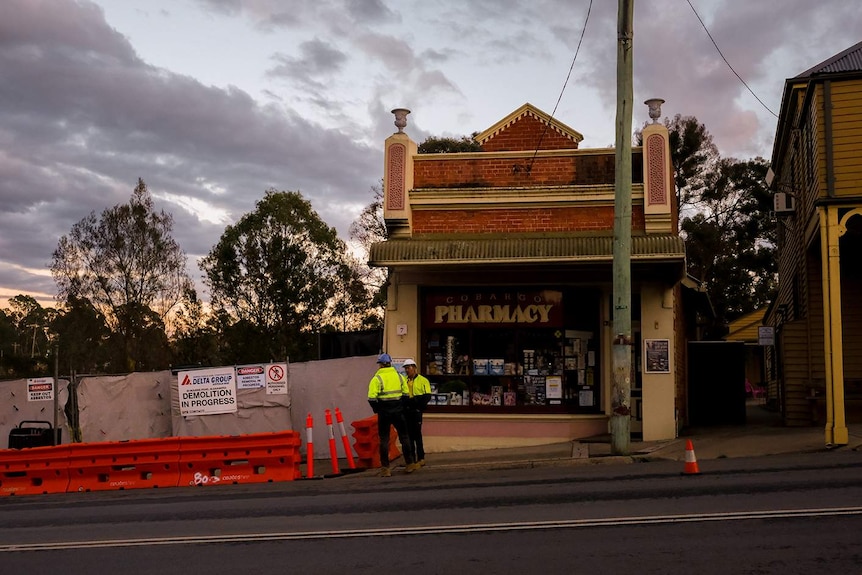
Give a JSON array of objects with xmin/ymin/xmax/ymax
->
[
  {"xmin": 236, "ymin": 364, "xmax": 266, "ymax": 389},
  {"xmin": 27, "ymin": 377, "xmax": 54, "ymax": 402},
  {"xmin": 266, "ymin": 362, "xmax": 288, "ymax": 395}
]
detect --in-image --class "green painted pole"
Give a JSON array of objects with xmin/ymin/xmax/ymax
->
[
  {"xmin": 53, "ymin": 344, "xmax": 60, "ymax": 445},
  {"xmin": 611, "ymin": 0, "xmax": 634, "ymax": 455}
]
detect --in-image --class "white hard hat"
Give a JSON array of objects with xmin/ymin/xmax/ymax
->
[{"xmin": 402, "ymin": 358, "xmax": 417, "ymax": 367}]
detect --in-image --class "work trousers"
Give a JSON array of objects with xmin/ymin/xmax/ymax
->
[
  {"xmin": 377, "ymin": 401, "xmax": 415, "ymax": 467},
  {"xmin": 405, "ymin": 408, "xmax": 425, "ymax": 461}
]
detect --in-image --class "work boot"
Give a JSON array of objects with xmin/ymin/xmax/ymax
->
[
  {"xmin": 405, "ymin": 462, "xmax": 420, "ymax": 473},
  {"xmin": 418, "ymin": 459, "xmax": 426, "ymax": 467},
  {"xmin": 379, "ymin": 466, "xmax": 391, "ymax": 477}
]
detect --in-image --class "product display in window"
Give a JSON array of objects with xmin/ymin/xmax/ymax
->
[
  {"xmin": 421, "ymin": 287, "xmax": 603, "ymax": 413},
  {"xmin": 424, "ymin": 329, "xmax": 598, "ymax": 410}
]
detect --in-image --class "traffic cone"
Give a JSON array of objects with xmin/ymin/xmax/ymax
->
[{"xmin": 683, "ymin": 439, "xmax": 701, "ymax": 475}]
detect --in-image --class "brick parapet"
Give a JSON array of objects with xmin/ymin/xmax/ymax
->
[
  {"xmin": 412, "ymin": 206, "xmax": 645, "ymax": 235},
  {"xmin": 413, "ymin": 151, "xmax": 643, "ymax": 188}
]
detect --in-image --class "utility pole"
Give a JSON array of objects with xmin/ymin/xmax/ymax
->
[
  {"xmin": 53, "ymin": 344, "xmax": 60, "ymax": 445},
  {"xmin": 611, "ymin": 0, "xmax": 634, "ymax": 455}
]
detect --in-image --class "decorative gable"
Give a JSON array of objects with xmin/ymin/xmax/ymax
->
[{"xmin": 475, "ymin": 103, "xmax": 584, "ymax": 152}]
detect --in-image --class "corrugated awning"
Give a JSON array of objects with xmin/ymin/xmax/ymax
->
[{"xmin": 369, "ymin": 235, "xmax": 685, "ymax": 267}]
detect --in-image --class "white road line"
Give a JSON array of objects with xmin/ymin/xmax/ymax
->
[{"xmin": 3, "ymin": 506, "xmax": 862, "ymax": 552}]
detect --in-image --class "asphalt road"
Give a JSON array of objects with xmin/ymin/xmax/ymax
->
[{"xmin": 2, "ymin": 452, "xmax": 862, "ymax": 574}]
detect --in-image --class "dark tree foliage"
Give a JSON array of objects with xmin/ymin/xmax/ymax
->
[
  {"xmin": 637, "ymin": 114, "xmax": 719, "ymax": 213},
  {"xmin": 51, "ymin": 179, "xmax": 191, "ymax": 371},
  {"xmin": 325, "ymin": 260, "xmax": 382, "ymax": 332},
  {"xmin": 681, "ymin": 157, "xmax": 776, "ymax": 327},
  {"xmin": 638, "ymin": 116, "xmax": 775, "ymax": 331},
  {"xmin": 0, "ymin": 309, "xmax": 16, "ymax": 375},
  {"xmin": 0, "ymin": 295, "xmax": 57, "ymax": 377},
  {"xmin": 50, "ymin": 295, "xmax": 111, "ymax": 375},
  {"xmin": 110, "ymin": 302, "xmax": 171, "ymax": 371},
  {"xmin": 0, "ymin": 302, "xmax": 47, "ymax": 377},
  {"xmin": 201, "ymin": 190, "xmax": 364, "ymax": 363},
  {"xmin": 417, "ymin": 133, "xmax": 482, "ymax": 154},
  {"xmin": 348, "ymin": 182, "xmax": 387, "ymax": 326},
  {"xmin": 665, "ymin": 115, "xmax": 719, "ymax": 212},
  {"xmin": 170, "ymin": 288, "xmax": 221, "ymax": 369},
  {"xmin": 6, "ymin": 295, "xmax": 52, "ymax": 358},
  {"xmin": 349, "ymin": 183, "xmax": 387, "ymax": 249}
]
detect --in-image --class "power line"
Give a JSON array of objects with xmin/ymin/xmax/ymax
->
[
  {"xmin": 686, "ymin": 0, "xmax": 778, "ymax": 118},
  {"xmin": 527, "ymin": 0, "xmax": 594, "ymax": 170}
]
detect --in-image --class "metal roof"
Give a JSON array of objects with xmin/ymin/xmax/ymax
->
[
  {"xmin": 795, "ymin": 40, "xmax": 862, "ymax": 78},
  {"xmin": 724, "ymin": 308, "xmax": 767, "ymax": 342},
  {"xmin": 369, "ymin": 235, "xmax": 685, "ymax": 267}
]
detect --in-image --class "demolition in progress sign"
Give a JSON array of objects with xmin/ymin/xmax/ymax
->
[{"xmin": 178, "ymin": 367, "xmax": 238, "ymax": 416}]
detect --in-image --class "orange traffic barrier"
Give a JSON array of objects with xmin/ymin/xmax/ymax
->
[
  {"xmin": 178, "ymin": 431, "xmax": 301, "ymax": 487},
  {"xmin": 305, "ymin": 413, "xmax": 314, "ymax": 478},
  {"xmin": 67, "ymin": 438, "xmax": 181, "ymax": 492},
  {"xmin": 683, "ymin": 439, "xmax": 701, "ymax": 475},
  {"xmin": 351, "ymin": 416, "xmax": 376, "ymax": 467},
  {"xmin": 351, "ymin": 415, "xmax": 400, "ymax": 469},
  {"xmin": 1, "ymin": 431, "xmax": 303, "ymax": 496},
  {"xmin": 0, "ymin": 444, "xmax": 70, "ymax": 496},
  {"xmin": 334, "ymin": 408, "xmax": 356, "ymax": 469},
  {"xmin": 325, "ymin": 409, "xmax": 341, "ymax": 475}
]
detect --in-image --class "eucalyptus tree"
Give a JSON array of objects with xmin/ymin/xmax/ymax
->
[
  {"xmin": 200, "ymin": 190, "xmax": 364, "ymax": 362},
  {"xmin": 50, "ymin": 295, "xmax": 111, "ymax": 375},
  {"xmin": 0, "ymin": 295, "xmax": 56, "ymax": 376},
  {"xmin": 637, "ymin": 114, "xmax": 719, "ymax": 215},
  {"xmin": 682, "ymin": 157, "xmax": 776, "ymax": 325},
  {"xmin": 639, "ymin": 116, "xmax": 773, "ymax": 331},
  {"xmin": 348, "ymin": 182, "xmax": 387, "ymax": 324},
  {"xmin": 51, "ymin": 179, "xmax": 192, "ymax": 371}
]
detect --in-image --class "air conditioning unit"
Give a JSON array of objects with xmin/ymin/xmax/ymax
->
[{"xmin": 774, "ymin": 192, "xmax": 796, "ymax": 214}]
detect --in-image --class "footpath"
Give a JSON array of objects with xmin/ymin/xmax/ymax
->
[{"xmin": 356, "ymin": 401, "xmax": 862, "ymax": 477}]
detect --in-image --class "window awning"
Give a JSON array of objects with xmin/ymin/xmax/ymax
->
[{"xmin": 369, "ymin": 235, "xmax": 685, "ymax": 267}]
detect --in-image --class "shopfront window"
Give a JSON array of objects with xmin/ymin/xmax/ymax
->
[{"xmin": 421, "ymin": 288, "xmax": 601, "ymax": 413}]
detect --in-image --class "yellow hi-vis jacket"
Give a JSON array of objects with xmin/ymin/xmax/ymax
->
[
  {"xmin": 407, "ymin": 373, "xmax": 432, "ymax": 411},
  {"xmin": 368, "ymin": 366, "xmax": 408, "ymax": 402},
  {"xmin": 407, "ymin": 373, "xmax": 432, "ymax": 398}
]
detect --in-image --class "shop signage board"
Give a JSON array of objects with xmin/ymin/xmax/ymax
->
[
  {"xmin": 424, "ymin": 289, "xmax": 563, "ymax": 327},
  {"xmin": 178, "ymin": 367, "xmax": 238, "ymax": 416}
]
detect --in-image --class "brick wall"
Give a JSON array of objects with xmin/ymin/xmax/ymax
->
[
  {"xmin": 414, "ymin": 152, "xmax": 643, "ymax": 188},
  {"xmin": 481, "ymin": 115, "xmax": 578, "ymax": 152},
  {"xmin": 413, "ymin": 206, "xmax": 646, "ymax": 234}
]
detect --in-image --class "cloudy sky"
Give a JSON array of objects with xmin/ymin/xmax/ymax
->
[{"xmin": 1, "ymin": 0, "xmax": 860, "ymax": 307}]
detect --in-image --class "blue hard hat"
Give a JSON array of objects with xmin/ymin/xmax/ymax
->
[{"xmin": 377, "ymin": 353, "xmax": 392, "ymax": 364}]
